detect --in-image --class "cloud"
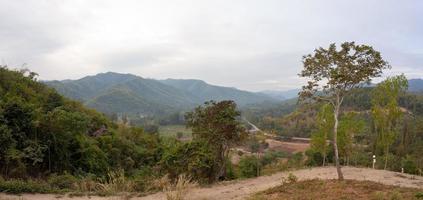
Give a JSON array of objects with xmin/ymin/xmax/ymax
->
[{"xmin": 0, "ymin": 0, "xmax": 422, "ymax": 91}]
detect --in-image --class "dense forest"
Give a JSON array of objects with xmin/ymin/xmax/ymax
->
[{"xmin": 0, "ymin": 67, "xmax": 162, "ymax": 179}]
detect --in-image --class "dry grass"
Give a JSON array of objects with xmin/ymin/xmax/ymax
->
[
  {"xmin": 94, "ymin": 170, "xmax": 135, "ymax": 195},
  {"xmin": 68, "ymin": 170, "xmax": 135, "ymax": 196},
  {"xmin": 164, "ymin": 174, "xmax": 197, "ymax": 200},
  {"xmin": 250, "ymin": 179, "xmax": 423, "ymax": 200}
]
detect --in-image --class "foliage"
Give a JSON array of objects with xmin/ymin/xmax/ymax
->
[
  {"xmin": 372, "ymin": 75, "xmax": 408, "ymax": 169},
  {"xmin": 0, "ymin": 67, "xmax": 161, "ymax": 182},
  {"xmin": 160, "ymin": 139, "xmax": 215, "ymax": 183},
  {"xmin": 185, "ymin": 100, "xmax": 247, "ymax": 181},
  {"xmin": 47, "ymin": 173, "xmax": 77, "ymax": 190},
  {"xmin": 337, "ymin": 112, "xmax": 365, "ymax": 165},
  {"xmin": 287, "ymin": 173, "xmax": 298, "ymax": 183},
  {"xmin": 299, "ymin": 41, "xmax": 390, "ymax": 180},
  {"xmin": 239, "ymin": 156, "xmax": 260, "ymax": 178},
  {"xmin": 46, "ymin": 72, "xmax": 275, "ymax": 123},
  {"xmin": 310, "ymin": 104, "xmax": 333, "ymax": 166},
  {"xmin": 0, "ymin": 178, "xmax": 54, "ymax": 194}
]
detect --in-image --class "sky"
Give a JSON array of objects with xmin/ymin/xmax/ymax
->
[{"xmin": 0, "ymin": 0, "xmax": 422, "ymax": 91}]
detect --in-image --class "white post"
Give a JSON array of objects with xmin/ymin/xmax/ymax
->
[{"xmin": 372, "ymin": 155, "xmax": 376, "ymax": 169}]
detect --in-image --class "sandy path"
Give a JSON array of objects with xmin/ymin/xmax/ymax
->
[{"xmin": 2, "ymin": 167, "xmax": 423, "ymax": 200}]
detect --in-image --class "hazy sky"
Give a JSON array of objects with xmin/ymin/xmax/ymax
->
[{"xmin": 1, "ymin": 0, "xmax": 422, "ymax": 91}]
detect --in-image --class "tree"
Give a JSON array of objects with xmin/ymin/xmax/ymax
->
[
  {"xmin": 185, "ymin": 100, "xmax": 247, "ymax": 181},
  {"xmin": 337, "ymin": 112, "xmax": 365, "ymax": 165},
  {"xmin": 299, "ymin": 42, "xmax": 390, "ymax": 180},
  {"xmin": 371, "ymin": 75, "xmax": 408, "ymax": 170},
  {"xmin": 310, "ymin": 104, "xmax": 333, "ymax": 166}
]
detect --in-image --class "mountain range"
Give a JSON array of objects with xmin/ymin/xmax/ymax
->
[
  {"xmin": 45, "ymin": 72, "xmax": 423, "ymax": 118},
  {"xmin": 45, "ymin": 72, "xmax": 278, "ymax": 116}
]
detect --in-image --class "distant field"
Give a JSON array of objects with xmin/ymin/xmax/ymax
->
[{"xmin": 158, "ymin": 125, "xmax": 192, "ymax": 138}]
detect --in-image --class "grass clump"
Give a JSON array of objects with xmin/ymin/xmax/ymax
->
[
  {"xmin": 164, "ymin": 174, "xmax": 197, "ymax": 200},
  {"xmin": 94, "ymin": 170, "xmax": 135, "ymax": 195}
]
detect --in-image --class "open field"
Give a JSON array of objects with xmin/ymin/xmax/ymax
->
[{"xmin": 158, "ymin": 125, "xmax": 192, "ymax": 139}]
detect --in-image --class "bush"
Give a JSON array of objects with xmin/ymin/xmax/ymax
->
[
  {"xmin": 261, "ymin": 151, "xmax": 288, "ymax": 166},
  {"xmin": 131, "ymin": 167, "xmax": 157, "ymax": 192},
  {"xmin": 415, "ymin": 192, "xmax": 423, "ymax": 199},
  {"xmin": 48, "ymin": 173, "xmax": 77, "ymax": 189},
  {"xmin": 287, "ymin": 173, "xmax": 298, "ymax": 183},
  {"xmin": 239, "ymin": 155, "xmax": 259, "ymax": 178},
  {"xmin": 402, "ymin": 155, "xmax": 418, "ymax": 174},
  {"xmin": 305, "ymin": 149, "xmax": 323, "ymax": 166},
  {"xmin": 176, "ymin": 132, "xmax": 183, "ymax": 139},
  {"xmin": 160, "ymin": 140, "xmax": 215, "ymax": 183},
  {"xmin": 288, "ymin": 152, "xmax": 304, "ymax": 168},
  {"xmin": 225, "ymin": 159, "xmax": 237, "ymax": 180},
  {"xmin": 0, "ymin": 179, "xmax": 54, "ymax": 194}
]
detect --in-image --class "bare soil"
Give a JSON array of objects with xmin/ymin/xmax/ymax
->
[
  {"xmin": 265, "ymin": 139, "xmax": 310, "ymax": 153},
  {"xmin": 2, "ymin": 167, "xmax": 422, "ymax": 200},
  {"xmin": 251, "ymin": 179, "xmax": 422, "ymax": 200}
]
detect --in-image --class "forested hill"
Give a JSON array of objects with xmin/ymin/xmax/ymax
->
[
  {"xmin": 45, "ymin": 72, "xmax": 276, "ymax": 116},
  {"xmin": 160, "ymin": 79, "xmax": 273, "ymax": 105},
  {"xmin": 409, "ymin": 78, "xmax": 423, "ymax": 92},
  {"xmin": 0, "ymin": 67, "xmax": 162, "ymax": 177}
]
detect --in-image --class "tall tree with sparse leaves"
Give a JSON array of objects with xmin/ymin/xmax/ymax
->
[
  {"xmin": 299, "ymin": 42, "xmax": 390, "ymax": 180},
  {"xmin": 371, "ymin": 75, "xmax": 408, "ymax": 170},
  {"xmin": 310, "ymin": 103, "xmax": 333, "ymax": 166}
]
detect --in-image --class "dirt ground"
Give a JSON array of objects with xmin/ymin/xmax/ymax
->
[
  {"xmin": 2, "ymin": 167, "xmax": 422, "ymax": 200},
  {"xmin": 265, "ymin": 139, "xmax": 310, "ymax": 153}
]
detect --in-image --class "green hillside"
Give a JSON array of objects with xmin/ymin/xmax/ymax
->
[
  {"xmin": 46, "ymin": 72, "xmax": 277, "ymax": 118},
  {"xmin": 0, "ymin": 67, "xmax": 161, "ymax": 179},
  {"xmin": 160, "ymin": 79, "xmax": 274, "ymax": 105}
]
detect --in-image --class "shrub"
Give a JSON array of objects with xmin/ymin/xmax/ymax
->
[
  {"xmin": 288, "ymin": 152, "xmax": 304, "ymax": 168},
  {"xmin": 176, "ymin": 132, "xmax": 183, "ymax": 139},
  {"xmin": 48, "ymin": 173, "xmax": 77, "ymax": 189},
  {"xmin": 225, "ymin": 159, "xmax": 237, "ymax": 180},
  {"xmin": 402, "ymin": 155, "xmax": 417, "ymax": 174},
  {"xmin": 0, "ymin": 179, "xmax": 53, "ymax": 194},
  {"xmin": 305, "ymin": 149, "xmax": 323, "ymax": 166},
  {"xmin": 239, "ymin": 155, "xmax": 259, "ymax": 178},
  {"xmin": 132, "ymin": 167, "xmax": 157, "ymax": 192},
  {"xmin": 287, "ymin": 173, "xmax": 298, "ymax": 183},
  {"xmin": 261, "ymin": 160, "xmax": 289, "ymax": 175},
  {"xmin": 261, "ymin": 151, "xmax": 288, "ymax": 166},
  {"xmin": 160, "ymin": 140, "xmax": 215, "ymax": 183}
]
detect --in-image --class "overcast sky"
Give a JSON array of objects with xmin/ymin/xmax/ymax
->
[{"xmin": 1, "ymin": 0, "xmax": 422, "ymax": 91}]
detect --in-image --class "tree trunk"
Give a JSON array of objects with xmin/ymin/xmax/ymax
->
[
  {"xmin": 384, "ymin": 146, "xmax": 389, "ymax": 170},
  {"xmin": 333, "ymin": 100, "xmax": 344, "ymax": 180},
  {"xmin": 322, "ymin": 152, "xmax": 326, "ymax": 166}
]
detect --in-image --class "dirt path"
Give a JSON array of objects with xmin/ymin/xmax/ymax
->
[{"xmin": 2, "ymin": 167, "xmax": 422, "ymax": 200}]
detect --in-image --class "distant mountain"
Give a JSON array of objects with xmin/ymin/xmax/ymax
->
[
  {"xmin": 408, "ymin": 79, "xmax": 423, "ymax": 92},
  {"xmin": 45, "ymin": 72, "xmax": 277, "ymax": 117},
  {"xmin": 258, "ymin": 89, "xmax": 301, "ymax": 100},
  {"xmin": 160, "ymin": 79, "xmax": 274, "ymax": 106}
]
